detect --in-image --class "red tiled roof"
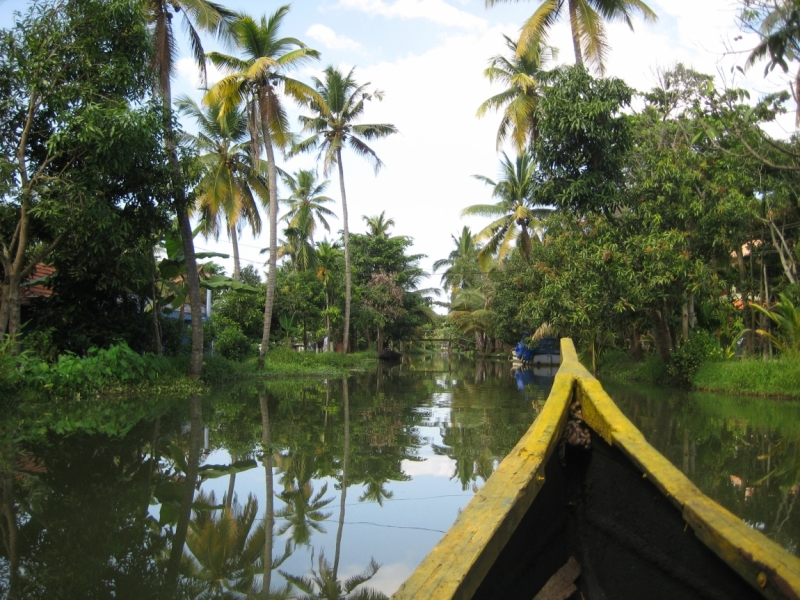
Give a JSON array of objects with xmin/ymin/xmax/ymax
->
[{"xmin": 20, "ymin": 264, "xmax": 55, "ymax": 305}]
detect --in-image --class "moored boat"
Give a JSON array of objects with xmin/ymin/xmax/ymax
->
[{"xmin": 393, "ymin": 339, "xmax": 800, "ymax": 600}]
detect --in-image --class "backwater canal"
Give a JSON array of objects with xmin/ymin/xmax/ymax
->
[{"xmin": 2, "ymin": 355, "xmax": 799, "ymax": 598}]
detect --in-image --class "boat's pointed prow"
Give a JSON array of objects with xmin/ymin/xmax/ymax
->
[{"xmin": 393, "ymin": 339, "xmax": 800, "ymax": 600}]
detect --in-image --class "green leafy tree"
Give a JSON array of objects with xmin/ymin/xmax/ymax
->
[
  {"xmin": 206, "ymin": 6, "xmax": 320, "ymax": 362},
  {"xmin": 0, "ymin": 0, "xmax": 170, "ymax": 346},
  {"xmin": 534, "ymin": 65, "xmax": 634, "ymax": 218},
  {"xmin": 296, "ymin": 66, "xmax": 398, "ymax": 353}
]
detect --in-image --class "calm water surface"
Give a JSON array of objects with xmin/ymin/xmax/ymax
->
[
  {"xmin": 0, "ymin": 355, "xmax": 551, "ymax": 598},
  {"xmin": 5, "ymin": 357, "xmax": 800, "ymax": 599},
  {"xmin": 603, "ymin": 380, "xmax": 800, "ymax": 557}
]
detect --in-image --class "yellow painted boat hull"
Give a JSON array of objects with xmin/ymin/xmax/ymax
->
[{"xmin": 393, "ymin": 339, "xmax": 800, "ymax": 600}]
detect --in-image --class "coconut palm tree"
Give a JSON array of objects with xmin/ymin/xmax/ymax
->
[
  {"xmin": 477, "ymin": 35, "xmax": 556, "ymax": 152},
  {"xmin": 276, "ymin": 205, "xmax": 318, "ymax": 272},
  {"xmin": 206, "ymin": 6, "xmax": 320, "ymax": 363},
  {"xmin": 433, "ymin": 227, "xmax": 481, "ymax": 295},
  {"xmin": 296, "ymin": 66, "xmax": 398, "ymax": 353},
  {"xmin": 281, "ymin": 169, "xmax": 337, "ymax": 245},
  {"xmin": 462, "ymin": 151, "xmax": 553, "ymax": 269},
  {"xmin": 145, "ymin": 0, "xmax": 235, "ymax": 377},
  {"xmin": 177, "ymin": 96, "xmax": 269, "ymax": 280},
  {"xmin": 486, "ymin": 0, "xmax": 656, "ymax": 74},
  {"xmin": 363, "ymin": 211, "xmax": 396, "ymax": 239}
]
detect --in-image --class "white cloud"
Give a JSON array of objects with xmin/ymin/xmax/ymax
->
[
  {"xmin": 175, "ymin": 57, "xmax": 224, "ymax": 89},
  {"xmin": 402, "ymin": 455, "xmax": 457, "ymax": 477},
  {"xmin": 337, "ymin": 0, "xmax": 488, "ymax": 31},
  {"xmin": 307, "ymin": 24, "xmax": 363, "ymax": 51}
]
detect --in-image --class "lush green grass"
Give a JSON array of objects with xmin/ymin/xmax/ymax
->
[
  {"xmin": 598, "ymin": 348, "xmax": 800, "ymax": 398},
  {"xmin": 693, "ymin": 357, "xmax": 800, "ymax": 398},
  {"xmin": 260, "ymin": 347, "xmax": 377, "ymax": 378}
]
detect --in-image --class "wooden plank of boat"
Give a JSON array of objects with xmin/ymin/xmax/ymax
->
[{"xmin": 393, "ymin": 339, "xmax": 800, "ymax": 600}]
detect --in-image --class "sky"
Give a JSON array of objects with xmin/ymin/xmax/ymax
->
[{"xmin": 1, "ymin": 0, "xmax": 796, "ymax": 294}]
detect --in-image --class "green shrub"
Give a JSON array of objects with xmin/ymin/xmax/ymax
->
[
  {"xmin": 667, "ymin": 330, "xmax": 723, "ymax": 387},
  {"xmin": 215, "ymin": 326, "xmax": 252, "ymax": 361},
  {"xmin": 17, "ymin": 342, "xmax": 173, "ymax": 397}
]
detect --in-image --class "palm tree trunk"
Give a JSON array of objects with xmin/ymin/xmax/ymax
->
[
  {"xmin": 230, "ymin": 222, "xmax": 241, "ymax": 280},
  {"xmin": 259, "ymin": 389, "xmax": 274, "ymax": 600},
  {"xmin": 259, "ymin": 90, "xmax": 279, "ymax": 365},
  {"xmin": 333, "ymin": 377, "xmax": 349, "ymax": 581},
  {"xmin": 162, "ymin": 70, "xmax": 203, "ymax": 377},
  {"xmin": 168, "ymin": 396, "xmax": 203, "ymax": 578},
  {"xmin": 568, "ymin": 0, "xmax": 584, "ymax": 67},
  {"xmin": 336, "ymin": 147, "xmax": 352, "ymax": 354}
]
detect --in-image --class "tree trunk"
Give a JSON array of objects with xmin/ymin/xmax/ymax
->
[
  {"xmin": 259, "ymin": 89, "xmax": 279, "ymax": 366},
  {"xmin": 168, "ymin": 396, "xmax": 203, "ymax": 578},
  {"xmin": 259, "ymin": 389, "xmax": 274, "ymax": 600},
  {"xmin": 151, "ymin": 250, "xmax": 162, "ymax": 355},
  {"xmin": 681, "ymin": 296, "xmax": 690, "ymax": 342},
  {"xmin": 653, "ymin": 308, "xmax": 673, "ymax": 362},
  {"xmin": 568, "ymin": 0, "xmax": 585, "ymax": 67},
  {"xmin": 332, "ymin": 377, "xmax": 350, "ymax": 581},
  {"xmin": 163, "ymin": 71, "xmax": 203, "ymax": 378},
  {"xmin": 230, "ymin": 222, "xmax": 241, "ymax": 281},
  {"xmin": 376, "ymin": 323, "xmax": 384, "ymax": 355},
  {"xmin": 177, "ymin": 211, "xmax": 204, "ymax": 378},
  {"xmin": 337, "ymin": 148, "xmax": 352, "ymax": 355}
]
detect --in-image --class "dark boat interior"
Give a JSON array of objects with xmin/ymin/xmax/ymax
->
[{"xmin": 472, "ymin": 430, "xmax": 765, "ymax": 600}]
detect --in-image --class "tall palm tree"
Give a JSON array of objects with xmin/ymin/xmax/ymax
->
[
  {"xmin": 281, "ymin": 169, "xmax": 337, "ymax": 245},
  {"xmin": 462, "ymin": 151, "xmax": 553, "ymax": 269},
  {"xmin": 206, "ymin": 6, "xmax": 320, "ymax": 363},
  {"xmin": 433, "ymin": 227, "xmax": 481, "ymax": 295},
  {"xmin": 145, "ymin": 0, "xmax": 235, "ymax": 377},
  {"xmin": 487, "ymin": 0, "xmax": 656, "ymax": 74},
  {"xmin": 177, "ymin": 96, "xmax": 269, "ymax": 280},
  {"xmin": 477, "ymin": 35, "xmax": 556, "ymax": 152},
  {"xmin": 363, "ymin": 211, "xmax": 396, "ymax": 239},
  {"xmin": 296, "ymin": 66, "xmax": 398, "ymax": 353}
]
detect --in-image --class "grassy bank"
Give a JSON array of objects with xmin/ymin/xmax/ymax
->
[
  {"xmin": 597, "ymin": 349, "xmax": 800, "ymax": 398},
  {"xmin": 692, "ymin": 358, "xmax": 800, "ymax": 398},
  {"xmin": 195, "ymin": 348, "xmax": 377, "ymax": 381}
]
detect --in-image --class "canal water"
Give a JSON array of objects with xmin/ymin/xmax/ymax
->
[
  {"xmin": 0, "ymin": 355, "xmax": 551, "ymax": 599},
  {"xmin": 3, "ymin": 356, "xmax": 800, "ymax": 598}
]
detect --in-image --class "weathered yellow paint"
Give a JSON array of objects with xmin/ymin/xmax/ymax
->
[{"xmin": 393, "ymin": 339, "xmax": 800, "ymax": 599}]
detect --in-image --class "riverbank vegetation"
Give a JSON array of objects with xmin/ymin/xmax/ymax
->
[{"xmin": 432, "ymin": 5, "xmax": 800, "ymax": 398}]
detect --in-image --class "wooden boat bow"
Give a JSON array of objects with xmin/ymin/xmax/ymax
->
[{"xmin": 393, "ymin": 339, "xmax": 800, "ymax": 600}]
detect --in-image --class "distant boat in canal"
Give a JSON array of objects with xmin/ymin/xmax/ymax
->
[
  {"xmin": 394, "ymin": 339, "xmax": 800, "ymax": 600},
  {"xmin": 378, "ymin": 348, "xmax": 402, "ymax": 361}
]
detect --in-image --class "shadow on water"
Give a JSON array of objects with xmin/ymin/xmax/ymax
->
[{"xmin": 604, "ymin": 380, "xmax": 800, "ymax": 555}]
